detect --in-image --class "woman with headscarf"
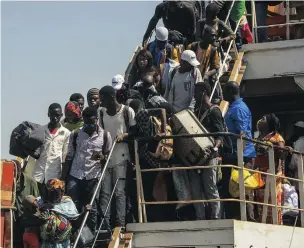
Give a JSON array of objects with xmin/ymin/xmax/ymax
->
[
  {"xmin": 255, "ymin": 113, "xmax": 286, "ymax": 224},
  {"xmin": 36, "ymin": 179, "xmax": 91, "ymax": 248},
  {"xmin": 62, "ymin": 101, "xmax": 84, "ymax": 131}
]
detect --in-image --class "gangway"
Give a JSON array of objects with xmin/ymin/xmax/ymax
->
[{"xmin": 113, "ymin": 1, "xmax": 304, "ymax": 248}]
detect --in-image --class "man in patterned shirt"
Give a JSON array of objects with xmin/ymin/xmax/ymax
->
[{"xmin": 64, "ymin": 106, "xmax": 112, "ymax": 232}]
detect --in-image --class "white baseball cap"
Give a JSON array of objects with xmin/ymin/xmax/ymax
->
[
  {"xmin": 294, "ymin": 121, "xmax": 304, "ymax": 129},
  {"xmin": 181, "ymin": 50, "xmax": 200, "ymax": 67},
  {"xmin": 155, "ymin": 27, "xmax": 169, "ymax": 41},
  {"xmin": 112, "ymin": 74, "xmax": 125, "ymax": 90}
]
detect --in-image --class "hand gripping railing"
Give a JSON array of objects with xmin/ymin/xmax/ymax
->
[
  {"xmin": 134, "ymin": 132, "xmax": 304, "ymax": 227},
  {"xmin": 73, "ymin": 140, "xmax": 117, "ymax": 248}
]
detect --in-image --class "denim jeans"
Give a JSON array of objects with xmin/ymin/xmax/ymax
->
[
  {"xmin": 99, "ymin": 160, "xmax": 127, "ymax": 227},
  {"xmin": 66, "ymin": 175, "xmax": 98, "ymax": 232},
  {"xmin": 189, "ymin": 158, "xmax": 221, "ymax": 220}
]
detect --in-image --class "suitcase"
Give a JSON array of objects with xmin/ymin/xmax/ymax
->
[{"xmin": 171, "ymin": 110, "xmax": 214, "ymax": 166}]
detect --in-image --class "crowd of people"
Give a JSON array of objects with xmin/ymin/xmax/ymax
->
[{"xmin": 12, "ymin": 1, "xmax": 304, "ymax": 248}]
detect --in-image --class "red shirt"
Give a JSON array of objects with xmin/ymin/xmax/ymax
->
[{"xmin": 49, "ymin": 128, "xmax": 59, "ymax": 135}]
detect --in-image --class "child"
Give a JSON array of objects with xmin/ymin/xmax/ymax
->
[{"xmin": 21, "ymin": 195, "xmax": 50, "ymax": 248}]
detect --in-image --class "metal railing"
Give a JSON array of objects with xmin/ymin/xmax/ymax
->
[
  {"xmin": 134, "ymin": 132, "xmax": 304, "ymax": 227},
  {"xmin": 250, "ymin": 0, "xmax": 304, "ymax": 42},
  {"xmin": 73, "ymin": 140, "xmax": 117, "ymax": 248}
]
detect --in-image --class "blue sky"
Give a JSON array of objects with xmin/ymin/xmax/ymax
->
[{"xmin": 1, "ymin": 1, "xmax": 161, "ymax": 158}]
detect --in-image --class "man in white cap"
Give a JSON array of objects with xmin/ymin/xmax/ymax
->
[
  {"xmin": 164, "ymin": 50, "xmax": 203, "ymax": 113},
  {"xmin": 289, "ymin": 121, "xmax": 304, "ymax": 187},
  {"xmin": 146, "ymin": 27, "xmax": 177, "ymax": 68},
  {"xmin": 112, "ymin": 74, "xmax": 125, "ymax": 91},
  {"xmin": 112, "ymin": 74, "xmax": 128, "ymax": 104}
]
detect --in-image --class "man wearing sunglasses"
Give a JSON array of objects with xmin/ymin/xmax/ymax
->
[{"xmin": 64, "ymin": 106, "xmax": 112, "ymax": 233}]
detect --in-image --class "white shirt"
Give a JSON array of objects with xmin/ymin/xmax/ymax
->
[
  {"xmin": 33, "ymin": 124, "xmax": 70, "ymax": 183},
  {"xmin": 99, "ymin": 105, "xmax": 136, "ymax": 167}
]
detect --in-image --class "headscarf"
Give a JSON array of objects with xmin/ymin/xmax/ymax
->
[
  {"xmin": 264, "ymin": 113, "xmax": 280, "ymax": 133},
  {"xmin": 64, "ymin": 101, "xmax": 82, "ymax": 119},
  {"xmin": 45, "ymin": 178, "xmax": 65, "ymax": 203}
]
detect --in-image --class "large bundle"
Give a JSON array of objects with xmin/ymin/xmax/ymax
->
[
  {"xmin": 170, "ymin": 110, "xmax": 214, "ymax": 166},
  {"xmin": 9, "ymin": 121, "xmax": 45, "ymax": 159}
]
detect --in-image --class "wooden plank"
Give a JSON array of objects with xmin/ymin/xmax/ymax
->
[
  {"xmin": 118, "ymin": 233, "xmax": 133, "ymax": 248},
  {"xmin": 108, "ymin": 227, "xmax": 122, "ymax": 248},
  {"xmin": 219, "ymin": 51, "xmax": 246, "ymax": 116}
]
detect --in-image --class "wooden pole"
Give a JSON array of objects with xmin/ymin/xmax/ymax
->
[
  {"xmin": 298, "ymin": 155, "xmax": 304, "ymax": 227},
  {"xmin": 237, "ymin": 137, "xmax": 247, "ymax": 221},
  {"xmin": 268, "ymin": 147, "xmax": 278, "ymax": 224},
  {"xmin": 134, "ymin": 140, "xmax": 143, "ymax": 223}
]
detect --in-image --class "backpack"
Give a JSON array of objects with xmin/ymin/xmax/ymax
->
[
  {"xmin": 149, "ymin": 116, "xmax": 173, "ymax": 161},
  {"xmin": 199, "ymin": 105, "xmax": 233, "ymax": 155}
]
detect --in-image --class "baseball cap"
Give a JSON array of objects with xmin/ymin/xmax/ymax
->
[
  {"xmin": 181, "ymin": 50, "xmax": 200, "ymax": 67},
  {"xmin": 112, "ymin": 74, "xmax": 125, "ymax": 90},
  {"xmin": 294, "ymin": 121, "xmax": 304, "ymax": 129},
  {"xmin": 155, "ymin": 27, "xmax": 169, "ymax": 41}
]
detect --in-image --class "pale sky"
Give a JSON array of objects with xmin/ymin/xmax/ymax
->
[{"xmin": 1, "ymin": 1, "xmax": 161, "ymax": 158}]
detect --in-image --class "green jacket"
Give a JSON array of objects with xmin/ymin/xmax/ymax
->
[
  {"xmin": 230, "ymin": 0, "xmax": 246, "ymax": 22},
  {"xmin": 15, "ymin": 173, "xmax": 40, "ymax": 220}
]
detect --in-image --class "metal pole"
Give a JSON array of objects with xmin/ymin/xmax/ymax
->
[
  {"xmin": 251, "ymin": 0, "xmax": 256, "ymax": 43},
  {"xmin": 134, "ymin": 140, "xmax": 143, "ymax": 223},
  {"xmin": 237, "ymin": 137, "xmax": 246, "ymax": 221},
  {"xmin": 91, "ymin": 178, "xmax": 120, "ymax": 248},
  {"xmin": 73, "ymin": 140, "xmax": 117, "ymax": 248},
  {"xmin": 224, "ymin": 0, "xmax": 236, "ymax": 25},
  {"xmin": 268, "ymin": 146, "xmax": 278, "ymax": 224},
  {"xmin": 286, "ymin": 0, "xmax": 290, "ymax": 40},
  {"xmin": 298, "ymin": 155, "xmax": 304, "ymax": 227}
]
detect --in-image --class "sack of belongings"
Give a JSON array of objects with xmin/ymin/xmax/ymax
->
[
  {"xmin": 150, "ymin": 116, "xmax": 173, "ymax": 161},
  {"xmin": 229, "ymin": 168, "xmax": 265, "ymax": 197},
  {"xmin": 282, "ymin": 183, "xmax": 299, "ymax": 217},
  {"xmin": 9, "ymin": 121, "xmax": 45, "ymax": 159}
]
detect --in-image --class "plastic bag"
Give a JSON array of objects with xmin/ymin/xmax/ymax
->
[
  {"xmin": 74, "ymin": 225, "xmax": 95, "ymax": 248},
  {"xmin": 229, "ymin": 168, "xmax": 265, "ymax": 197},
  {"xmin": 282, "ymin": 183, "xmax": 299, "ymax": 216}
]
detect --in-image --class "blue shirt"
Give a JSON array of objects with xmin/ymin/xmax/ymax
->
[{"xmin": 224, "ymin": 98, "xmax": 256, "ymax": 158}]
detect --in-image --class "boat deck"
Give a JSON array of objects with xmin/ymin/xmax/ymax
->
[{"xmin": 127, "ymin": 219, "xmax": 304, "ymax": 248}]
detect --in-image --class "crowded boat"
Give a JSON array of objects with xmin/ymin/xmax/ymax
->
[{"xmin": 1, "ymin": 1, "xmax": 304, "ymax": 248}]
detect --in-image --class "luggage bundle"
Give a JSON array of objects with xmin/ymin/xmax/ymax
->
[
  {"xmin": 9, "ymin": 121, "xmax": 45, "ymax": 159},
  {"xmin": 170, "ymin": 109, "xmax": 214, "ymax": 166}
]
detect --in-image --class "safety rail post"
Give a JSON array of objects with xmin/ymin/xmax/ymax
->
[
  {"xmin": 299, "ymin": 154, "xmax": 304, "ymax": 227},
  {"xmin": 251, "ymin": 0, "xmax": 258, "ymax": 43},
  {"xmin": 237, "ymin": 137, "xmax": 246, "ymax": 221},
  {"xmin": 268, "ymin": 146, "xmax": 278, "ymax": 225},
  {"xmin": 286, "ymin": 0, "xmax": 290, "ymax": 40},
  {"xmin": 134, "ymin": 140, "xmax": 143, "ymax": 223}
]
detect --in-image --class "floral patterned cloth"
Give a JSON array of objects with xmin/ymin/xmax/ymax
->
[{"xmin": 255, "ymin": 132, "xmax": 284, "ymax": 224}]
